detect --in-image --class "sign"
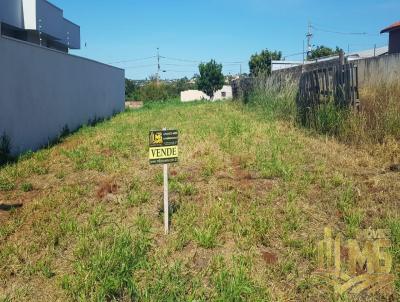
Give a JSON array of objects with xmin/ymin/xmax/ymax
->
[{"xmin": 149, "ymin": 130, "xmax": 178, "ymax": 165}]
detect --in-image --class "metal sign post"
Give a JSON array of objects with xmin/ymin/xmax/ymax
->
[
  {"xmin": 149, "ymin": 129, "xmax": 178, "ymax": 235},
  {"xmin": 163, "ymin": 153, "xmax": 169, "ymax": 234}
]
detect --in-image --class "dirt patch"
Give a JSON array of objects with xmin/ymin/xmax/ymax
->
[
  {"xmin": 96, "ymin": 180, "xmax": 118, "ymax": 199},
  {"xmin": 261, "ymin": 250, "xmax": 278, "ymax": 265},
  {"xmin": 125, "ymin": 101, "xmax": 143, "ymax": 109},
  {"xmin": 217, "ymin": 157, "xmax": 276, "ymax": 194}
]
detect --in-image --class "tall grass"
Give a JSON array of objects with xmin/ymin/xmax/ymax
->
[
  {"xmin": 248, "ymin": 74, "xmax": 298, "ymax": 123},
  {"xmin": 343, "ymin": 78, "xmax": 400, "ymax": 144},
  {"xmin": 244, "ymin": 74, "xmax": 400, "ymax": 144}
]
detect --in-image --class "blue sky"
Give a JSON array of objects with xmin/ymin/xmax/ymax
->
[{"xmin": 52, "ymin": 0, "xmax": 398, "ymax": 80}]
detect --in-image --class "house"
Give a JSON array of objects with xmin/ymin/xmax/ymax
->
[
  {"xmin": 381, "ymin": 21, "xmax": 400, "ymax": 54},
  {"xmin": 181, "ymin": 85, "xmax": 233, "ymax": 102},
  {"xmin": 0, "ymin": 0, "xmax": 80, "ymax": 52},
  {"xmin": 0, "ymin": 0, "xmax": 124, "ymax": 155}
]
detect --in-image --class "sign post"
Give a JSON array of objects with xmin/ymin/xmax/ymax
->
[
  {"xmin": 149, "ymin": 129, "xmax": 178, "ymax": 235},
  {"xmin": 163, "ymin": 154, "xmax": 169, "ymax": 234}
]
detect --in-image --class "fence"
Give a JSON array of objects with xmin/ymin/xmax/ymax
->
[{"xmin": 297, "ymin": 63, "xmax": 359, "ymax": 110}]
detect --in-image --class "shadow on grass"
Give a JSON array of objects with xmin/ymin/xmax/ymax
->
[
  {"xmin": 0, "ymin": 203, "xmax": 23, "ymax": 211},
  {"xmin": 0, "ymin": 112, "xmax": 120, "ymax": 169}
]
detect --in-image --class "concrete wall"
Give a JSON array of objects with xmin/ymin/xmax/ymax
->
[
  {"xmin": 213, "ymin": 85, "xmax": 233, "ymax": 100},
  {"xmin": 269, "ymin": 54, "xmax": 400, "ymax": 88},
  {"xmin": 35, "ymin": 0, "xmax": 80, "ymax": 49},
  {"xmin": 181, "ymin": 86, "xmax": 233, "ymax": 102},
  {"xmin": 181, "ymin": 90, "xmax": 209, "ymax": 102},
  {"xmin": 1, "ymin": 0, "xmax": 80, "ymax": 49},
  {"xmin": 357, "ymin": 53, "xmax": 400, "ymax": 86},
  {"xmin": 0, "ymin": 0, "xmax": 24, "ymax": 28},
  {"xmin": 0, "ymin": 34, "xmax": 125, "ymax": 155}
]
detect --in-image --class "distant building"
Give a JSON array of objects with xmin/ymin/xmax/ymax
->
[
  {"xmin": 381, "ymin": 21, "xmax": 400, "ymax": 54},
  {"xmin": 181, "ymin": 85, "xmax": 232, "ymax": 102},
  {"xmin": 0, "ymin": 0, "xmax": 80, "ymax": 52}
]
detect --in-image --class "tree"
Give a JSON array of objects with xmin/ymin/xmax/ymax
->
[
  {"xmin": 197, "ymin": 60, "xmax": 225, "ymax": 99},
  {"xmin": 125, "ymin": 79, "xmax": 138, "ymax": 98},
  {"xmin": 309, "ymin": 46, "xmax": 342, "ymax": 60},
  {"xmin": 249, "ymin": 49, "xmax": 282, "ymax": 76}
]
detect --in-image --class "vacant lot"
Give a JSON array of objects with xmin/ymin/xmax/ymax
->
[{"xmin": 0, "ymin": 100, "xmax": 399, "ymax": 301}]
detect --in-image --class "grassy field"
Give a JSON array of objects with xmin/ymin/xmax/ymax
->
[{"xmin": 0, "ymin": 100, "xmax": 399, "ymax": 301}]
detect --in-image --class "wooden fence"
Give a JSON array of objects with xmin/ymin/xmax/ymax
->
[{"xmin": 297, "ymin": 63, "xmax": 359, "ymax": 110}]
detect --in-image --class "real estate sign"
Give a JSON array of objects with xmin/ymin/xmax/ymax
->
[{"xmin": 149, "ymin": 130, "xmax": 178, "ymax": 165}]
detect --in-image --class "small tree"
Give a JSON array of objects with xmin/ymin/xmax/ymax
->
[
  {"xmin": 197, "ymin": 60, "xmax": 225, "ymax": 99},
  {"xmin": 125, "ymin": 79, "xmax": 138, "ymax": 99},
  {"xmin": 308, "ymin": 46, "xmax": 342, "ymax": 60},
  {"xmin": 249, "ymin": 49, "xmax": 282, "ymax": 76}
]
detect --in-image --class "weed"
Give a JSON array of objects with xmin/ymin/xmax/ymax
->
[
  {"xmin": 0, "ymin": 175, "xmax": 15, "ymax": 191},
  {"xmin": 126, "ymin": 191, "xmax": 150, "ymax": 206},
  {"xmin": 211, "ymin": 255, "xmax": 270, "ymax": 301},
  {"xmin": 283, "ymin": 204, "xmax": 302, "ymax": 233},
  {"xmin": 21, "ymin": 182, "xmax": 33, "ymax": 192},
  {"xmin": 193, "ymin": 222, "xmax": 221, "ymax": 249},
  {"xmin": 202, "ymin": 156, "xmax": 217, "ymax": 178},
  {"xmin": 62, "ymin": 214, "xmax": 152, "ymax": 301}
]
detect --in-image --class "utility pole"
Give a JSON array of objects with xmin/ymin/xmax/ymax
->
[
  {"xmin": 239, "ymin": 64, "xmax": 242, "ymax": 77},
  {"xmin": 306, "ymin": 21, "xmax": 313, "ymax": 60},
  {"xmin": 157, "ymin": 47, "xmax": 160, "ymax": 85}
]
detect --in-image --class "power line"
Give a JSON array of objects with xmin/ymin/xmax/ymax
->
[
  {"xmin": 162, "ymin": 55, "xmax": 246, "ymax": 64},
  {"xmin": 310, "ymin": 24, "xmax": 379, "ymax": 36},
  {"xmin": 108, "ymin": 56, "xmax": 157, "ymax": 64},
  {"xmin": 123, "ymin": 64, "xmax": 157, "ymax": 69},
  {"xmin": 283, "ymin": 51, "xmax": 306, "ymax": 59}
]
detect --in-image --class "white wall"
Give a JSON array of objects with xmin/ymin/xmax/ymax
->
[
  {"xmin": 180, "ymin": 86, "xmax": 233, "ymax": 102},
  {"xmin": 213, "ymin": 85, "xmax": 232, "ymax": 100},
  {"xmin": 22, "ymin": 0, "xmax": 37, "ymax": 29},
  {"xmin": 0, "ymin": 35, "xmax": 125, "ymax": 155},
  {"xmin": 181, "ymin": 90, "xmax": 210, "ymax": 102}
]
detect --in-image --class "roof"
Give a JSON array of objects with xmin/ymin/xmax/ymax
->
[
  {"xmin": 381, "ymin": 21, "xmax": 400, "ymax": 34},
  {"xmin": 347, "ymin": 46, "xmax": 388, "ymax": 59}
]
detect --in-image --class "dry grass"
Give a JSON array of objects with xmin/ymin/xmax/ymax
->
[
  {"xmin": 340, "ymin": 78, "xmax": 400, "ymax": 145},
  {"xmin": 0, "ymin": 100, "xmax": 399, "ymax": 301}
]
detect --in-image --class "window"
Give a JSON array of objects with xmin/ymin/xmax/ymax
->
[{"xmin": 221, "ymin": 92, "xmax": 226, "ymax": 97}]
